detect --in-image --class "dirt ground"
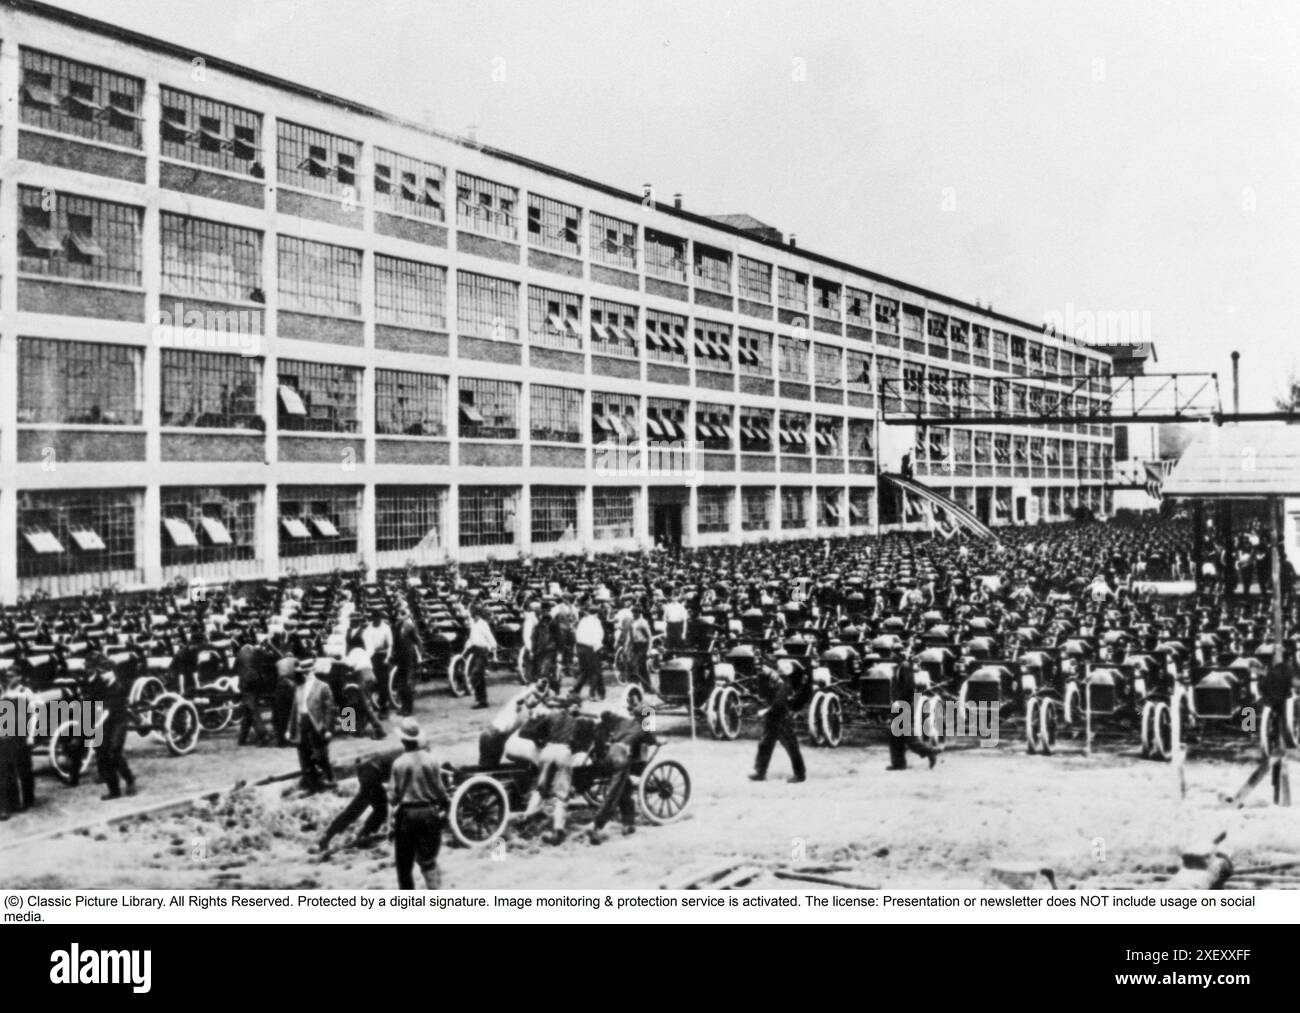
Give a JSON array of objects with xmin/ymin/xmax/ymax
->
[{"xmin": 3, "ymin": 672, "xmax": 1299, "ymax": 890}]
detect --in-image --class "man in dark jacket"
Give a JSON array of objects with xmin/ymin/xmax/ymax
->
[
  {"xmin": 234, "ymin": 631, "xmax": 273, "ymax": 746},
  {"xmin": 85, "ymin": 651, "xmax": 138, "ymax": 800},
  {"xmin": 392, "ymin": 608, "xmax": 422, "ymax": 717},
  {"xmin": 749, "ymin": 663, "xmax": 806, "ymax": 783},
  {"xmin": 319, "ymin": 747, "xmax": 401, "ymax": 851},
  {"xmin": 888, "ymin": 647, "xmax": 940, "ymax": 771},
  {"xmin": 589, "ymin": 702, "xmax": 658, "ymax": 842}
]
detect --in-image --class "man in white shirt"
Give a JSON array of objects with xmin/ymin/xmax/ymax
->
[
  {"xmin": 663, "ymin": 596, "xmax": 687, "ymax": 651},
  {"xmin": 478, "ymin": 686, "xmax": 539, "ymax": 767},
  {"xmin": 520, "ymin": 601, "xmax": 540, "ymax": 683},
  {"xmin": 361, "ymin": 609, "xmax": 394, "ymax": 717},
  {"xmin": 465, "ymin": 607, "xmax": 497, "ymax": 710},
  {"xmin": 574, "ymin": 605, "xmax": 608, "ymax": 700}
]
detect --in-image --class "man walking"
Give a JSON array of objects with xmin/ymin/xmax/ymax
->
[
  {"xmin": 85, "ymin": 650, "xmax": 138, "ymax": 801},
  {"xmin": 887, "ymin": 646, "xmax": 940, "ymax": 771},
  {"xmin": 390, "ymin": 718, "xmax": 449, "ymax": 889},
  {"xmin": 589, "ymin": 701, "xmax": 658, "ymax": 843},
  {"xmin": 574, "ymin": 605, "xmax": 607, "ymax": 701},
  {"xmin": 391, "ymin": 607, "xmax": 422, "ymax": 717},
  {"xmin": 465, "ymin": 606, "xmax": 497, "ymax": 710},
  {"xmin": 362, "ymin": 608, "xmax": 395, "ymax": 718},
  {"xmin": 749, "ymin": 663, "xmax": 806, "ymax": 784}
]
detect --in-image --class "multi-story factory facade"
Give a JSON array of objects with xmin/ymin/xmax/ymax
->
[{"xmin": 0, "ymin": 0, "xmax": 1116, "ymax": 601}]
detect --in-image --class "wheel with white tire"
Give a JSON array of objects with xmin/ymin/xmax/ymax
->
[
  {"xmin": 1140, "ymin": 700, "xmax": 1155, "ymax": 758},
  {"xmin": 807, "ymin": 690, "xmax": 826, "ymax": 745},
  {"xmin": 1151, "ymin": 700, "xmax": 1172, "ymax": 761},
  {"xmin": 450, "ymin": 774, "xmax": 510, "ymax": 847},
  {"xmin": 162, "ymin": 698, "xmax": 201, "ymax": 756},
  {"xmin": 1038, "ymin": 697, "xmax": 1057, "ymax": 755},
  {"xmin": 716, "ymin": 685, "xmax": 743, "ymax": 741},
  {"xmin": 705, "ymin": 686, "xmax": 725, "ymax": 739},
  {"xmin": 448, "ymin": 654, "xmax": 470, "ymax": 697},
  {"xmin": 1063, "ymin": 682, "xmax": 1080, "ymax": 725},
  {"xmin": 817, "ymin": 692, "xmax": 843, "ymax": 748}
]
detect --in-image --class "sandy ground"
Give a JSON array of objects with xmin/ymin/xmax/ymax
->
[{"xmin": 3, "ymin": 671, "xmax": 1300, "ymax": 890}]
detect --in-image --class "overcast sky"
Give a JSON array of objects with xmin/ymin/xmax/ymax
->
[{"xmin": 48, "ymin": 0, "xmax": 1300, "ymax": 410}]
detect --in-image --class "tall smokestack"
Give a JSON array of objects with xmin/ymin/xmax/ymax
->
[{"xmin": 1231, "ymin": 351, "xmax": 1240, "ymax": 416}]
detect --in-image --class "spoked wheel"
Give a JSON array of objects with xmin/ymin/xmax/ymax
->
[
  {"xmin": 50, "ymin": 719, "xmax": 94, "ymax": 784},
  {"xmin": 623, "ymin": 684, "xmax": 645, "ymax": 716},
  {"xmin": 613, "ymin": 646, "xmax": 629, "ymax": 686},
  {"xmin": 816, "ymin": 692, "xmax": 843, "ymax": 748},
  {"xmin": 197, "ymin": 695, "xmax": 236, "ymax": 733},
  {"xmin": 637, "ymin": 758, "xmax": 691, "ymax": 825},
  {"xmin": 1152, "ymin": 700, "xmax": 1173, "ymax": 760},
  {"xmin": 1260, "ymin": 704, "xmax": 1283, "ymax": 756},
  {"xmin": 705, "ymin": 687, "xmax": 724, "ymax": 739},
  {"xmin": 581, "ymin": 769, "xmax": 610, "ymax": 809},
  {"xmin": 450, "ymin": 775, "xmax": 510, "ymax": 847},
  {"xmin": 129, "ymin": 677, "xmax": 168, "ymax": 737},
  {"xmin": 1026, "ymin": 697, "xmax": 1042, "ymax": 754},
  {"xmin": 1038, "ymin": 698, "xmax": 1057, "ymax": 755},
  {"xmin": 807, "ymin": 691, "xmax": 826, "ymax": 746},
  {"xmin": 162, "ymin": 698, "xmax": 201, "ymax": 756},
  {"xmin": 716, "ymin": 685, "xmax": 742, "ymax": 741},
  {"xmin": 448, "ymin": 655, "xmax": 470, "ymax": 698},
  {"xmin": 1062, "ymin": 682, "xmax": 1079, "ymax": 726}
]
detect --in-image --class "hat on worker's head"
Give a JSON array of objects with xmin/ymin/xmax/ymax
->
[
  {"xmin": 296, "ymin": 656, "xmax": 316, "ymax": 676},
  {"xmin": 399, "ymin": 717, "xmax": 425, "ymax": 746}
]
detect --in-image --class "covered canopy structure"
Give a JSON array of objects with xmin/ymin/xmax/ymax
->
[{"xmin": 1163, "ymin": 423, "xmax": 1300, "ymax": 499}]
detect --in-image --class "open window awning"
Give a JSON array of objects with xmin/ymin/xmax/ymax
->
[
  {"xmin": 22, "ymin": 81, "xmax": 58, "ymax": 107},
  {"xmin": 608, "ymin": 415, "xmax": 633, "ymax": 440},
  {"xmin": 281, "ymin": 517, "xmax": 311, "ymax": 539},
  {"xmin": 646, "ymin": 417, "xmax": 666, "ymax": 439},
  {"xmin": 848, "ymin": 501, "xmax": 865, "ymax": 521},
  {"xmin": 310, "ymin": 516, "xmax": 340, "ymax": 538},
  {"xmin": 459, "ymin": 403, "xmax": 485, "ymax": 424},
  {"xmin": 68, "ymin": 528, "xmax": 106, "ymax": 551},
  {"xmin": 21, "ymin": 225, "xmax": 63, "ymax": 252},
  {"xmin": 278, "ymin": 385, "xmax": 307, "ymax": 416},
  {"xmin": 593, "ymin": 413, "xmax": 616, "ymax": 436},
  {"xmin": 22, "ymin": 527, "xmax": 64, "ymax": 554},
  {"xmin": 200, "ymin": 516, "xmax": 233, "ymax": 546},
  {"xmin": 162, "ymin": 517, "xmax": 199, "ymax": 548},
  {"xmin": 591, "ymin": 322, "xmax": 612, "ymax": 342}
]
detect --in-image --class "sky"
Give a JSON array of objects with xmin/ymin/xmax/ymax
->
[{"xmin": 45, "ymin": 0, "xmax": 1300, "ymax": 411}]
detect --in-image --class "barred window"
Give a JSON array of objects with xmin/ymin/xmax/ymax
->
[
  {"xmin": 459, "ymin": 377, "xmax": 520, "ymax": 440},
  {"xmin": 376, "ymin": 486, "xmax": 445, "ymax": 554},
  {"xmin": 18, "ymin": 337, "xmax": 142, "ymax": 426},
  {"xmin": 693, "ymin": 319, "xmax": 732, "ymax": 370},
  {"xmin": 590, "ymin": 211, "xmax": 637, "ymax": 270},
  {"xmin": 874, "ymin": 297, "xmax": 899, "ymax": 332},
  {"xmin": 737, "ymin": 328, "xmax": 772, "ymax": 377},
  {"xmin": 528, "ymin": 285, "xmax": 583, "ymax": 351},
  {"xmin": 645, "ymin": 308, "xmax": 688, "ymax": 365},
  {"xmin": 927, "ymin": 312, "xmax": 949, "ymax": 341},
  {"xmin": 813, "ymin": 278, "xmax": 841, "ymax": 320},
  {"xmin": 373, "ymin": 148, "xmax": 445, "ymax": 222},
  {"xmin": 592, "ymin": 391, "xmax": 640, "ymax": 445},
  {"xmin": 19, "ymin": 186, "xmax": 142, "ymax": 287},
  {"xmin": 992, "ymin": 331, "xmax": 1009, "ymax": 358},
  {"xmin": 695, "ymin": 402, "xmax": 733, "ymax": 451},
  {"xmin": 972, "ymin": 325, "xmax": 990, "ymax": 352},
  {"xmin": 697, "ymin": 487, "xmax": 732, "ymax": 533},
  {"xmin": 739, "ymin": 407, "xmax": 774, "ymax": 453},
  {"xmin": 778, "ymin": 268, "xmax": 808, "ymax": 311},
  {"xmin": 645, "ymin": 228, "xmax": 687, "ymax": 282},
  {"xmin": 877, "ymin": 356, "xmax": 901, "ymax": 410},
  {"xmin": 161, "ymin": 350, "xmax": 261, "ymax": 430},
  {"xmin": 457, "ymin": 271, "xmax": 519, "ymax": 341},
  {"xmin": 277, "ymin": 236, "xmax": 361, "ymax": 316},
  {"xmin": 160, "ymin": 212, "xmax": 263, "ymax": 302},
  {"xmin": 160, "ymin": 85, "xmax": 262, "ymax": 176},
  {"xmin": 590, "ymin": 298, "xmax": 638, "ymax": 358},
  {"xmin": 527, "ymin": 193, "xmax": 581, "ymax": 257},
  {"xmin": 459, "ymin": 486, "xmax": 519, "ymax": 547},
  {"xmin": 277, "ymin": 359, "xmax": 361, "ymax": 433},
  {"xmin": 693, "ymin": 244, "xmax": 731, "ymax": 293},
  {"xmin": 646, "ymin": 398, "xmax": 689, "ymax": 442},
  {"xmin": 277, "ymin": 120, "xmax": 359, "ymax": 198},
  {"xmin": 847, "ymin": 349, "xmax": 873, "ymax": 390},
  {"xmin": 18, "ymin": 489, "xmax": 140, "ymax": 582},
  {"xmin": 815, "ymin": 416, "xmax": 843, "ymax": 456},
  {"xmin": 530, "ymin": 384, "xmax": 583, "ymax": 443},
  {"xmin": 456, "ymin": 172, "xmax": 518, "ymax": 241},
  {"xmin": 818, "ymin": 488, "xmax": 843, "ymax": 527},
  {"xmin": 375, "ymin": 369, "xmax": 446, "ymax": 437},
  {"xmin": 994, "ymin": 433, "xmax": 1011, "ymax": 462},
  {"xmin": 531, "ymin": 486, "xmax": 581, "ymax": 544},
  {"xmin": 375, "ymin": 255, "xmax": 446, "ymax": 330},
  {"xmin": 974, "ymin": 431, "xmax": 992, "ymax": 462},
  {"xmin": 20, "ymin": 48, "xmax": 142, "ymax": 148},
  {"xmin": 778, "ymin": 335, "xmax": 809, "ymax": 379},
  {"xmin": 848, "ymin": 418, "xmax": 873, "ymax": 458},
  {"xmin": 739, "ymin": 257, "xmax": 772, "ymax": 302},
  {"xmin": 160, "ymin": 486, "xmax": 258, "ymax": 568},
  {"xmin": 1010, "ymin": 335, "xmax": 1026, "ymax": 360},
  {"xmin": 279, "ymin": 486, "xmax": 359, "ymax": 559},
  {"xmin": 592, "ymin": 487, "xmax": 636, "ymax": 541},
  {"xmin": 953, "ymin": 429, "xmax": 972, "ymax": 462},
  {"xmin": 781, "ymin": 487, "xmax": 809, "ymax": 530},
  {"xmin": 779, "ymin": 410, "xmax": 810, "ymax": 455},
  {"xmin": 814, "ymin": 344, "xmax": 843, "ymax": 386},
  {"xmin": 846, "ymin": 287, "xmax": 871, "ymax": 326},
  {"xmin": 1028, "ymin": 342, "xmax": 1043, "ymax": 368},
  {"xmin": 848, "ymin": 487, "xmax": 873, "ymax": 526},
  {"xmin": 742, "ymin": 487, "xmax": 773, "ymax": 531},
  {"xmin": 950, "ymin": 319, "xmax": 969, "ymax": 347}
]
